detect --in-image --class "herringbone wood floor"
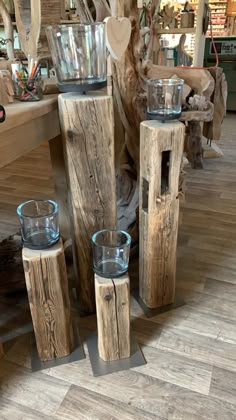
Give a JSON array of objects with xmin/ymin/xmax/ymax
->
[{"xmin": 0, "ymin": 114, "xmax": 236, "ymax": 419}]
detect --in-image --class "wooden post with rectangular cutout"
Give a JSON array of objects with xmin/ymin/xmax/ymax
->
[
  {"xmin": 22, "ymin": 239, "xmax": 73, "ymax": 361},
  {"xmin": 95, "ymin": 273, "xmax": 130, "ymax": 362},
  {"xmin": 58, "ymin": 92, "xmax": 117, "ymax": 314},
  {"xmin": 139, "ymin": 120, "xmax": 185, "ymax": 308}
]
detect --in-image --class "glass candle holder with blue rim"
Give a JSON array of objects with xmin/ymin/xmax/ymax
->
[
  {"xmin": 92, "ymin": 229, "xmax": 131, "ymax": 278},
  {"xmin": 147, "ymin": 78, "xmax": 184, "ymax": 121},
  {"xmin": 17, "ymin": 199, "xmax": 60, "ymax": 250}
]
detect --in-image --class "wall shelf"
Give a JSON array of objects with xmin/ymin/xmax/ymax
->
[{"xmin": 156, "ymin": 28, "xmax": 196, "ymax": 34}]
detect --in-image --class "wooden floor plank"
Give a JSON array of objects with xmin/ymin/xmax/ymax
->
[
  {"xmin": 133, "ymin": 346, "xmax": 212, "ymax": 395},
  {"xmin": 56, "ymin": 384, "xmax": 161, "ymax": 420},
  {"xmin": 209, "ymin": 366, "xmax": 236, "ymax": 406},
  {"xmin": 0, "ymin": 360, "xmax": 70, "ymax": 415},
  {"xmin": 132, "ymin": 318, "xmax": 236, "ymax": 373},
  {"xmin": 0, "ymin": 397, "xmax": 52, "ymax": 420}
]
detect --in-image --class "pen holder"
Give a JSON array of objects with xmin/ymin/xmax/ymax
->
[{"xmin": 17, "ymin": 77, "xmax": 43, "ymax": 102}]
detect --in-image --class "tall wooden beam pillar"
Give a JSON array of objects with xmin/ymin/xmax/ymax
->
[
  {"xmin": 139, "ymin": 120, "xmax": 185, "ymax": 309},
  {"xmin": 58, "ymin": 93, "xmax": 117, "ymax": 314}
]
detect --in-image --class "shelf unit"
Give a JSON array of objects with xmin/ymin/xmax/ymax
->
[
  {"xmin": 157, "ymin": 0, "xmax": 207, "ymax": 66},
  {"xmin": 191, "ymin": 0, "xmax": 227, "ymax": 37},
  {"xmin": 156, "ymin": 28, "xmax": 196, "ymax": 35}
]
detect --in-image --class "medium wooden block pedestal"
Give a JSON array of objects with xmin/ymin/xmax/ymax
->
[
  {"xmin": 22, "ymin": 239, "xmax": 73, "ymax": 362},
  {"xmin": 95, "ymin": 273, "xmax": 130, "ymax": 362},
  {"xmin": 58, "ymin": 93, "xmax": 117, "ymax": 314},
  {"xmin": 139, "ymin": 120, "xmax": 185, "ymax": 311}
]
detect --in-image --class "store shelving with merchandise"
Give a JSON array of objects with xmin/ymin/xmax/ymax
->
[
  {"xmin": 156, "ymin": 0, "xmax": 208, "ymax": 66},
  {"xmin": 191, "ymin": 0, "xmax": 228, "ymax": 36}
]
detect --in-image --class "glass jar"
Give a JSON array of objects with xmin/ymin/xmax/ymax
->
[
  {"xmin": 92, "ymin": 230, "xmax": 131, "ymax": 278},
  {"xmin": 147, "ymin": 78, "xmax": 184, "ymax": 121},
  {"xmin": 45, "ymin": 23, "xmax": 107, "ymax": 92},
  {"xmin": 17, "ymin": 77, "xmax": 43, "ymax": 102},
  {"xmin": 17, "ymin": 200, "xmax": 59, "ymax": 249}
]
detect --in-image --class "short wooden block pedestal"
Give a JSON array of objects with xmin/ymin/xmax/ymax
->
[
  {"xmin": 22, "ymin": 239, "xmax": 73, "ymax": 362},
  {"xmin": 59, "ymin": 92, "xmax": 117, "ymax": 314},
  {"xmin": 95, "ymin": 273, "xmax": 130, "ymax": 362},
  {"xmin": 139, "ymin": 120, "xmax": 185, "ymax": 309}
]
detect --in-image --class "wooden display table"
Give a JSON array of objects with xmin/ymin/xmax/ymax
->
[{"xmin": 0, "ymin": 95, "xmax": 70, "ymax": 240}]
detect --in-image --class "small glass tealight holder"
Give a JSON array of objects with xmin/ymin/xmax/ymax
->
[
  {"xmin": 147, "ymin": 78, "xmax": 184, "ymax": 121},
  {"xmin": 92, "ymin": 229, "xmax": 131, "ymax": 278},
  {"xmin": 17, "ymin": 199, "xmax": 59, "ymax": 250}
]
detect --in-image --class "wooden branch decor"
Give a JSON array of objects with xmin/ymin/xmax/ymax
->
[
  {"xmin": 58, "ymin": 92, "xmax": 117, "ymax": 314},
  {"xmin": 139, "ymin": 120, "xmax": 185, "ymax": 308},
  {"xmin": 95, "ymin": 273, "xmax": 130, "ymax": 361},
  {"xmin": 75, "ymin": 0, "xmax": 216, "ymax": 235},
  {"xmin": 13, "ymin": 0, "xmax": 41, "ymax": 60},
  {"xmin": 22, "ymin": 239, "xmax": 73, "ymax": 362},
  {"xmin": 0, "ymin": 0, "xmax": 14, "ymax": 59}
]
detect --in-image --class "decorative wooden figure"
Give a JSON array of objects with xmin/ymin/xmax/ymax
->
[
  {"xmin": 139, "ymin": 120, "xmax": 185, "ymax": 309},
  {"xmin": 95, "ymin": 273, "xmax": 130, "ymax": 362},
  {"xmin": 58, "ymin": 93, "xmax": 117, "ymax": 314},
  {"xmin": 22, "ymin": 239, "xmax": 73, "ymax": 362}
]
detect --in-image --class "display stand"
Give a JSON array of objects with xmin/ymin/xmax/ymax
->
[
  {"xmin": 22, "ymin": 239, "xmax": 84, "ymax": 368},
  {"xmin": 95, "ymin": 273, "xmax": 130, "ymax": 362},
  {"xmin": 139, "ymin": 120, "xmax": 185, "ymax": 313},
  {"xmin": 58, "ymin": 92, "xmax": 117, "ymax": 315}
]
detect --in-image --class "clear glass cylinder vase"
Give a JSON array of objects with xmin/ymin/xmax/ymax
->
[
  {"xmin": 92, "ymin": 230, "xmax": 131, "ymax": 278},
  {"xmin": 17, "ymin": 199, "xmax": 59, "ymax": 249},
  {"xmin": 45, "ymin": 23, "xmax": 107, "ymax": 92},
  {"xmin": 147, "ymin": 78, "xmax": 184, "ymax": 121}
]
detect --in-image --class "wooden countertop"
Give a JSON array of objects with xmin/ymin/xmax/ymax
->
[{"xmin": 0, "ymin": 95, "xmax": 60, "ymax": 169}]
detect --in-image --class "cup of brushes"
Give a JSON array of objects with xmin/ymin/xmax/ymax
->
[{"xmin": 15, "ymin": 59, "xmax": 43, "ymax": 102}]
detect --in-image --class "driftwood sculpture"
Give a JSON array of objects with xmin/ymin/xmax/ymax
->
[{"xmin": 72, "ymin": 0, "xmax": 215, "ymax": 230}]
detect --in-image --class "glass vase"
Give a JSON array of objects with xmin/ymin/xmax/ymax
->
[{"xmin": 46, "ymin": 23, "xmax": 107, "ymax": 92}]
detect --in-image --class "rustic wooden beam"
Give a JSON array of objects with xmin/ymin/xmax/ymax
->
[
  {"xmin": 22, "ymin": 239, "xmax": 73, "ymax": 361},
  {"xmin": 49, "ymin": 135, "xmax": 70, "ymax": 241},
  {"xmin": 58, "ymin": 92, "xmax": 117, "ymax": 314},
  {"xmin": 139, "ymin": 120, "xmax": 185, "ymax": 308},
  {"xmin": 95, "ymin": 273, "xmax": 130, "ymax": 361}
]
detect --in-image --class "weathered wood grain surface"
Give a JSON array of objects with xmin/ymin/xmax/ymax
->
[
  {"xmin": 58, "ymin": 92, "xmax": 117, "ymax": 314},
  {"xmin": 1, "ymin": 114, "xmax": 236, "ymax": 419},
  {"xmin": 95, "ymin": 273, "xmax": 130, "ymax": 361},
  {"xmin": 139, "ymin": 120, "xmax": 185, "ymax": 308},
  {"xmin": 22, "ymin": 239, "xmax": 73, "ymax": 361}
]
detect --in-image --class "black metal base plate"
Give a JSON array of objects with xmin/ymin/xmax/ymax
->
[
  {"xmin": 147, "ymin": 111, "xmax": 181, "ymax": 122},
  {"xmin": 31, "ymin": 322, "xmax": 85, "ymax": 372},
  {"xmin": 132, "ymin": 289, "xmax": 185, "ymax": 318},
  {"xmin": 86, "ymin": 334, "xmax": 146, "ymax": 377},
  {"xmin": 58, "ymin": 80, "xmax": 107, "ymax": 93}
]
